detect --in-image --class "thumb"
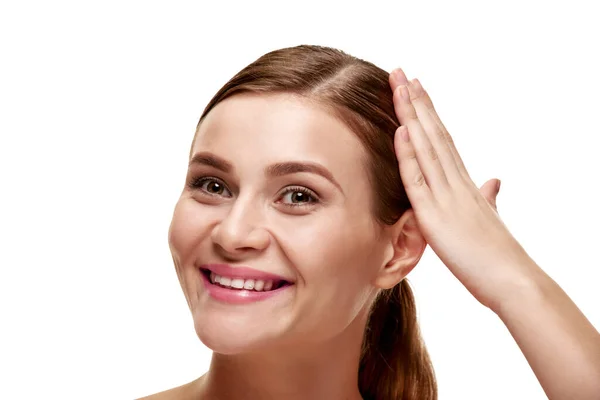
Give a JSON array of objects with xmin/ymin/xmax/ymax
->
[{"xmin": 479, "ymin": 179, "xmax": 501, "ymax": 211}]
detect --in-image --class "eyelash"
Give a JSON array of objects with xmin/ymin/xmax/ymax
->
[
  {"xmin": 187, "ymin": 177, "xmax": 319, "ymax": 207},
  {"xmin": 187, "ymin": 176, "xmax": 228, "ymax": 195}
]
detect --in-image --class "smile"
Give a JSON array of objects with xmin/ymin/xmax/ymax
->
[
  {"xmin": 199, "ymin": 265, "xmax": 294, "ymax": 304},
  {"xmin": 206, "ymin": 270, "xmax": 288, "ymax": 292}
]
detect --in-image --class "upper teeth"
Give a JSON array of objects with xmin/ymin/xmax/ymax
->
[{"xmin": 210, "ymin": 272, "xmax": 275, "ymax": 291}]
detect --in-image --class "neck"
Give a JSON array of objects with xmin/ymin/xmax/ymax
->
[{"xmin": 195, "ymin": 308, "xmax": 369, "ymax": 400}]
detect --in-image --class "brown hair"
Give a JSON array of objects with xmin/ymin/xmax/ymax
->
[{"xmin": 192, "ymin": 45, "xmax": 437, "ymax": 400}]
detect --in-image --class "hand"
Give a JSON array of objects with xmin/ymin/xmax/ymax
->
[{"xmin": 389, "ymin": 69, "xmax": 538, "ymax": 311}]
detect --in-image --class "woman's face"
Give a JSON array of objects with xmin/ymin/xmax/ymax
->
[{"xmin": 168, "ymin": 93, "xmax": 395, "ymax": 353}]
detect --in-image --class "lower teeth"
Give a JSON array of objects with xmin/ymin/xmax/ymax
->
[
  {"xmin": 212, "ymin": 281, "xmax": 282, "ymax": 291},
  {"xmin": 217, "ymin": 284, "xmax": 269, "ymax": 292}
]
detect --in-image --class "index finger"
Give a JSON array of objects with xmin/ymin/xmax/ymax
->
[{"xmin": 390, "ymin": 69, "xmax": 471, "ymax": 181}]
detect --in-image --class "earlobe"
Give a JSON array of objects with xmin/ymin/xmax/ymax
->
[{"xmin": 374, "ymin": 209, "xmax": 427, "ymax": 289}]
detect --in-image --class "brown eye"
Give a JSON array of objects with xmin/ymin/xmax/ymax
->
[
  {"xmin": 279, "ymin": 187, "xmax": 318, "ymax": 206},
  {"xmin": 205, "ymin": 180, "xmax": 224, "ymax": 194},
  {"xmin": 188, "ymin": 177, "xmax": 232, "ymax": 197},
  {"xmin": 290, "ymin": 191, "xmax": 309, "ymax": 203}
]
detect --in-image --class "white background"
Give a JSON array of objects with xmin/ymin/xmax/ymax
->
[{"xmin": 1, "ymin": 1, "xmax": 599, "ymax": 399}]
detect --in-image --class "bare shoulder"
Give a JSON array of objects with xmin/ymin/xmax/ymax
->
[{"xmin": 137, "ymin": 377, "xmax": 202, "ymax": 400}]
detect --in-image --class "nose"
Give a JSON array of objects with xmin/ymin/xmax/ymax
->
[{"xmin": 210, "ymin": 195, "xmax": 271, "ymax": 258}]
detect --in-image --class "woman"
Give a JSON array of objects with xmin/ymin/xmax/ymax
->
[{"xmin": 141, "ymin": 45, "xmax": 600, "ymax": 399}]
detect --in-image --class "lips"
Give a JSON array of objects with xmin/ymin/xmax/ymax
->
[
  {"xmin": 199, "ymin": 264, "xmax": 294, "ymax": 284},
  {"xmin": 200, "ymin": 269, "xmax": 290, "ymax": 291},
  {"xmin": 198, "ymin": 263, "xmax": 295, "ymax": 304}
]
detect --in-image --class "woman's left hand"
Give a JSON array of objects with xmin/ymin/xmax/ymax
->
[{"xmin": 389, "ymin": 68, "xmax": 540, "ymax": 312}]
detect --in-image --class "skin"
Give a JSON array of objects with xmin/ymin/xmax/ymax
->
[
  {"xmin": 140, "ymin": 70, "xmax": 600, "ymax": 399},
  {"xmin": 389, "ymin": 69, "xmax": 600, "ymax": 399},
  {"xmin": 157, "ymin": 92, "xmax": 425, "ymax": 400}
]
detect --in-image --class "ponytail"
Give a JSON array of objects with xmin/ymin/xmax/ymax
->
[{"xmin": 359, "ymin": 279, "xmax": 437, "ymax": 400}]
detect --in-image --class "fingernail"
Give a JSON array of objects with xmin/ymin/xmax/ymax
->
[
  {"xmin": 496, "ymin": 179, "xmax": 502, "ymax": 192},
  {"xmin": 399, "ymin": 125, "xmax": 409, "ymax": 142},
  {"xmin": 397, "ymin": 85, "xmax": 409, "ymax": 101},
  {"xmin": 392, "ymin": 68, "xmax": 408, "ymax": 85}
]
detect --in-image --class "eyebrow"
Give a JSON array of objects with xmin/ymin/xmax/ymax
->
[
  {"xmin": 189, "ymin": 152, "xmax": 233, "ymax": 173},
  {"xmin": 189, "ymin": 151, "xmax": 343, "ymax": 194}
]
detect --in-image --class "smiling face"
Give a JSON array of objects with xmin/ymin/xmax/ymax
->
[{"xmin": 168, "ymin": 92, "xmax": 395, "ymax": 354}]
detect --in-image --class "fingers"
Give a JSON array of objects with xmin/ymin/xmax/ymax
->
[
  {"xmin": 393, "ymin": 123, "xmax": 433, "ymax": 206},
  {"xmin": 389, "ymin": 68, "xmax": 409, "ymax": 88},
  {"xmin": 389, "ymin": 68, "xmax": 471, "ymax": 183},
  {"xmin": 479, "ymin": 179, "xmax": 501, "ymax": 213},
  {"xmin": 407, "ymin": 80, "xmax": 461, "ymax": 182},
  {"xmin": 411, "ymin": 78, "xmax": 472, "ymax": 182},
  {"xmin": 392, "ymin": 82, "xmax": 450, "ymax": 196}
]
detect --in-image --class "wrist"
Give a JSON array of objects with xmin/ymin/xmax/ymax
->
[{"xmin": 489, "ymin": 258, "xmax": 552, "ymax": 318}]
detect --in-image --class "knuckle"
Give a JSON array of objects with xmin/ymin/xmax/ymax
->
[
  {"xmin": 406, "ymin": 149, "xmax": 418, "ymax": 161},
  {"xmin": 446, "ymin": 134, "xmax": 455, "ymax": 147},
  {"xmin": 436, "ymin": 129, "xmax": 446, "ymax": 142},
  {"xmin": 428, "ymin": 147, "xmax": 439, "ymax": 161},
  {"xmin": 414, "ymin": 173, "xmax": 427, "ymax": 187},
  {"xmin": 410, "ymin": 91, "xmax": 422, "ymax": 103}
]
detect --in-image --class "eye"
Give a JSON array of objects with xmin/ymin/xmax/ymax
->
[
  {"xmin": 188, "ymin": 177, "xmax": 232, "ymax": 197},
  {"xmin": 278, "ymin": 186, "xmax": 318, "ymax": 207}
]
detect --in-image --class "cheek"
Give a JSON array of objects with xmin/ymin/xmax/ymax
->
[
  {"xmin": 168, "ymin": 199, "xmax": 214, "ymax": 255},
  {"xmin": 278, "ymin": 212, "xmax": 380, "ymax": 311},
  {"xmin": 279, "ymin": 217, "xmax": 379, "ymax": 340},
  {"xmin": 281, "ymin": 213, "xmax": 378, "ymax": 280},
  {"xmin": 168, "ymin": 199, "xmax": 215, "ymax": 305},
  {"xmin": 169, "ymin": 202, "xmax": 195, "ymax": 256}
]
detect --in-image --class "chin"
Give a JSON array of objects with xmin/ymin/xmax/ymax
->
[{"xmin": 192, "ymin": 309, "xmax": 285, "ymax": 355}]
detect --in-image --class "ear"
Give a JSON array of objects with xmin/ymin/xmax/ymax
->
[{"xmin": 373, "ymin": 209, "xmax": 427, "ymax": 289}]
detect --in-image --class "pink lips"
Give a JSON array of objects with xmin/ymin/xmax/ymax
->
[{"xmin": 199, "ymin": 264, "xmax": 294, "ymax": 305}]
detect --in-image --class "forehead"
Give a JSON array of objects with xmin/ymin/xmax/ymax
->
[{"xmin": 192, "ymin": 93, "xmax": 369, "ymax": 180}]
